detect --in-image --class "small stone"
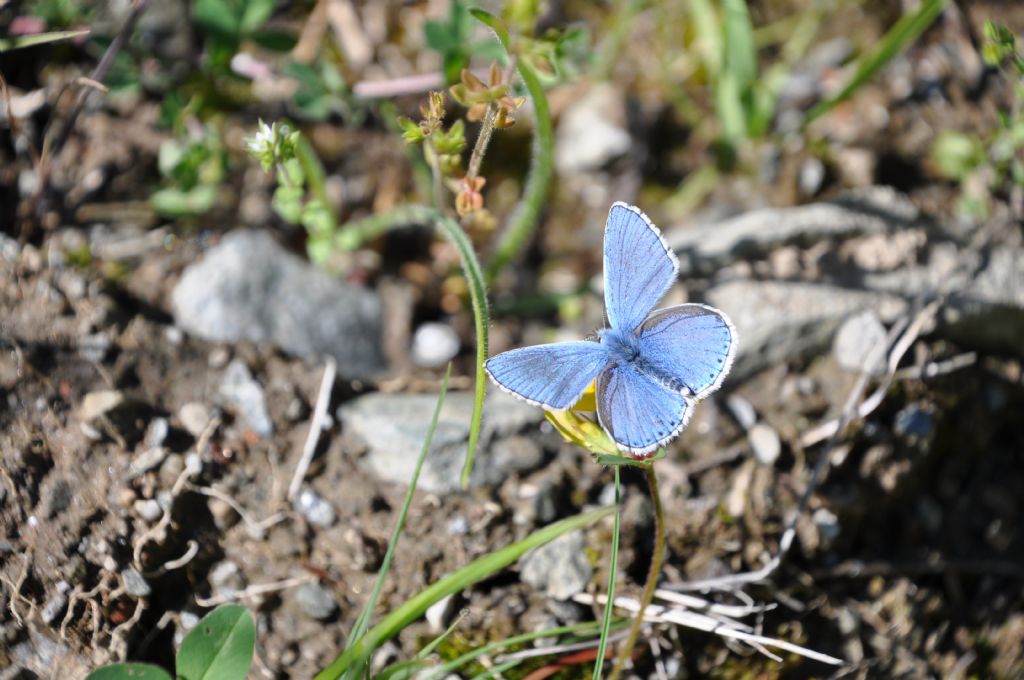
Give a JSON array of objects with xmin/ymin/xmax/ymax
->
[
  {"xmin": 894, "ymin": 404, "xmax": 933, "ymax": 441},
  {"xmin": 78, "ymin": 390, "xmax": 125, "ymax": 422},
  {"xmin": 178, "ymin": 402, "xmax": 211, "ymax": 438},
  {"xmin": 798, "ymin": 157, "xmax": 826, "ymax": 197},
  {"xmin": 131, "ymin": 447, "xmax": 169, "ymax": 476},
  {"xmin": 122, "ymin": 567, "xmax": 151, "ymax": 597},
  {"xmin": 725, "ymin": 395, "xmax": 757, "ymax": 431},
  {"xmin": 833, "ymin": 311, "xmax": 887, "ymax": 375},
  {"xmin": 554, "ymin": 83, "xmax": 631, "ymax": 174},
  {"xmin": 520, "ymin": 530, "xmax": 592, "ymax": 600},
  {"xmin": 134, "ymin": 499, "xmax": 162, "ymax": 522},
  {"xmin": 78, "ymin": 332, "xmax": 112, "ymax": 363},
  {"xmin": 220, "ymin": 360, "xmax": 273, "ymax": 437},
  {"xmin": 284, "ymin": 396, "xmax": 309, "ymax": 422},
  {"xmin": 446, "ymin": 516, "xmax": 468, "ymax": 535},
  {"xmin": 294, "ymin": 488, "xmax": 336, "ymax": 527},
  {"xmin": 146, "ymin": 418, "xmax": 170, "ymax": 448},
  {"xmin": 411, "ymin": 322, "xmax": 461, "ymax": 368},
  {"xmin": 425, "ymin": 594, "xmax": 456, "ymax": 632},
  {"xmin": 748, "ymin": 423, "xmax": 781, "ymax": 466},
  {"xmin": 813, "ymin": 508, "xmax": 840, "ymax": 547},
  {"xmin": 41, "ymin": 582, "xmax": 70, "ymax": 624},
  {"xmin": 294, "ymin": 582, "xmax": 338, "ymax": 621},
  {"xmin": 45, "ymin": 479, "xmax": 73, "ymax": 519},
  {"xmin": 209, "ymin": 561, "xmax": 243, "ymax": 594}
]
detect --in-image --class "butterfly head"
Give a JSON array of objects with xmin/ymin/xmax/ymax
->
[{"xmin": 597, "ymin": 326, "xmax": 641, "ymax": 365}]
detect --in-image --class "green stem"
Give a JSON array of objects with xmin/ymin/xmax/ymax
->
[
  {"xmin": 484, "ymin": 49, "xmax": 553, "ymax": 284},
  {"xmin": 608, "ymin": 464, "xmax": 665, "ymax": 680},
  {"xmin": 295, "ymin": 134, "xmax": 334, "ymax": 224},
  {"xmin": 593, "ymin": 465, "xmax": 622, "ymax": 679},
  {"xmin": 334, "ymin": 205, "xmax": 488, "ymax": 489}
]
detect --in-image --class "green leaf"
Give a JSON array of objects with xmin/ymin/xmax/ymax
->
[
  {"xmin": 722, "ymin": 0, "xmax": 757, "ymax": 87},
  {"xmin": 176, "ymin": 605, "xmax": 255, "ymax": 680},
  {"xmin": 193, "ymin": 0, "xmax": 240, "ymax": 40},
  {"xmin": 272, "ymin": 184, "xmax": 305, "ymax": 224},
  {"xmin": 315, "ymin": 506, "xmax": 615, "ymax": 680},
  {"xmin": 932, "ymin": 131, "xmax": 984, "ymax": 180},
  {"xmin": 86, "ymin": 663, "xmax": 173, "ymax": 680},
  {"xmin": 0, "ymin": 29, "xmax": 90, "ymax": 52},
  {"xmin": 151, "ymin": 186, "xmax": 218, "ymax": 217},
  {"xmin": 240, "ymin": 0, "xmax": 276, "ymax": 36}
]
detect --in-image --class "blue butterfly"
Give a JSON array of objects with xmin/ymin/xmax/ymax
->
[{"xmin": 485, "ymin": 202, "xmax": 737, "ymax": 457}]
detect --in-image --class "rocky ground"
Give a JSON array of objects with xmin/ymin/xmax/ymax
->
[{"xmin": 2, "ymin": 1, "xmax": 1024, "ymax": 679}]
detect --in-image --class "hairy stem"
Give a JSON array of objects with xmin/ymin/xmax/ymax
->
[
  {"xmin": 484, "ymin": 49, "xmax": 553, "ymax": 284},
  {"xmin": 466, "ymin": 104, "xmax": 498, "ymax": 182},
  {"xmin": 608, "ymin": 464, "xmax": 665, "ymax": 680},
  {"xmin": 334, "ymin": 205, "xmax": 488, "ymax": 488}
]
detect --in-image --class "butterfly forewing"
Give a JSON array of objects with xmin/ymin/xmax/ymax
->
[
  {"xmin": 596, "ymin": 362, "xmax": 691, "ymax": 456},
  {"xmin": 484, "ymin": 342, "xmax": 609, "ymax": 410},
  {"xmin": 603, "ymin": 203, "xmax": 679, "ymax": 334},
  {"xmin": 637, "ymin": 304, "xmax": 736, "ymax": 399}
]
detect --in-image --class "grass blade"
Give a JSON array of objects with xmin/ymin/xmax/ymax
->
[
  {"xmin": 333, "ymin": 204, "xmax": 489, "ymax": 492},
  {"xmin": 592, "ymin": 466, "xmax": 621, "ymax": 679},
  {"xmin": 0, "ymin": 30, "xmax": 89, "ymax": 52},
  {"xmin": 344, "ymin": 364, "xmax": 453, "ymax": 669},
  {"xmin": 315, "ymin": 506, "xmax": 615, "ymax": 680},
  {"xmin": 804, "ymin": 0, "xmax": 946, "ymax": 124}
]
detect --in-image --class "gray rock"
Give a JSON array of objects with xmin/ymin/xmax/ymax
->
[
  {"xmin": 220, "ymin": 359, "xmax": 273, "ymax": 437},
  {"xmin": 134, "ymin": 499, "xmax": 163, "ymax": 522},
  {"xmin": 411, "ymin": 322, "xmax": 461, "ymax": 368},
  {"xmin": 554, "ymin": 84, "xmax": 632, "ymax": 174},
  {"xmin": 339, "ymin": 390, "xmax": 542, "ymax": 492},
  {"xmin": 865, "ymin": 245, "xmax": 1024, "ymax": 356},
  {"xmin": 748, "ymin": 423, "xmax": 781, "ymax": 466},
  {"xmin": 122, "ymin": 567, "xmax": 151, "ymax": 597},
  {"xmin": 668, "ymin": 187, "xmax": 919, "ymax": 276},
  {"xmin": 208, "ymin": 561, "xmax": 244, "ymax": 602},
  {"xmin": 706, "ymin": 280, "xmax": 907, "ymax": 378},
  {"xmin": 725, "ymin": 394, "xmax": 757, "ymax": 431},
  {"xmin": 519, "ymin": 530, "xmax": 592, "ymax": 600},
  {"xmin": 833, "ymin": 311, "xmax": 888, "ymax": 375},
  {"xmin": 178, "ymin": 402, "xmax": 212, "ymax": 437},
  {"xmin": 294, "ymin": 488, "xmax": 337, "ymax": 528},
  {"xmin": 798, "ymin": 157, "xmax": 826, "ymax": 197},
  {"xmin": 425, "ymin": 594, "xmax": 457, "ymax": 632},
  {"xmin": 294, "ymin": 582, "xmax": 338, "ymax": 621},
  {"xmin": 78, "ymin": 390, "xmax": 126, "ymax": 422},
  {"xmin": 172, "ymin": 230, "xmax": 384, "ymax": 377},
  {"xmin": 40, "ymin": 583, "xmax": 69, "ymax": 625}
]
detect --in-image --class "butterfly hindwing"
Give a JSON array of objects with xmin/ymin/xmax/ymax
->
[
  {"xmin": 595, "ymin": 362, "xmax": 691, "ymax": 456},
  {"xmin": 637, "ymin": 303, "xmax": 736, "ymax": 399},
  {"xmin": 485, "ymin": 342, "xmax": 610, "ymax": 410},
  {"xmin": 603, "ymin": 202, "xmax": 679, "ymax": 334}
]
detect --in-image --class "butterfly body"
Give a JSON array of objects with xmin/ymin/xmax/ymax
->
[{"xmin": 486, "ymin": 203, "xmax": 737, "ymax": 457}]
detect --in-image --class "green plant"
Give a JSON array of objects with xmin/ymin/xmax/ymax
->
[
  {"xmin": 423, "ymin": 0, "xmax": 504, "ymax": 84},
  {"xmin": 245, "ymin": 119, "xmax": 341, "ymax": 262},
  {"xmin": 85, "ymin": 604, "xmax": 256, "ymax": 680},
  {"xmin": 931, "ymin": 20, "xmax": 1024, "ymax": 219},
  {"xmin": 192, "ymin": 0, "xmax": 282, "ymax": 70},
  {"xmin": 151, "ymin": 112, "xmax": 229, "ymax": 218}
]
